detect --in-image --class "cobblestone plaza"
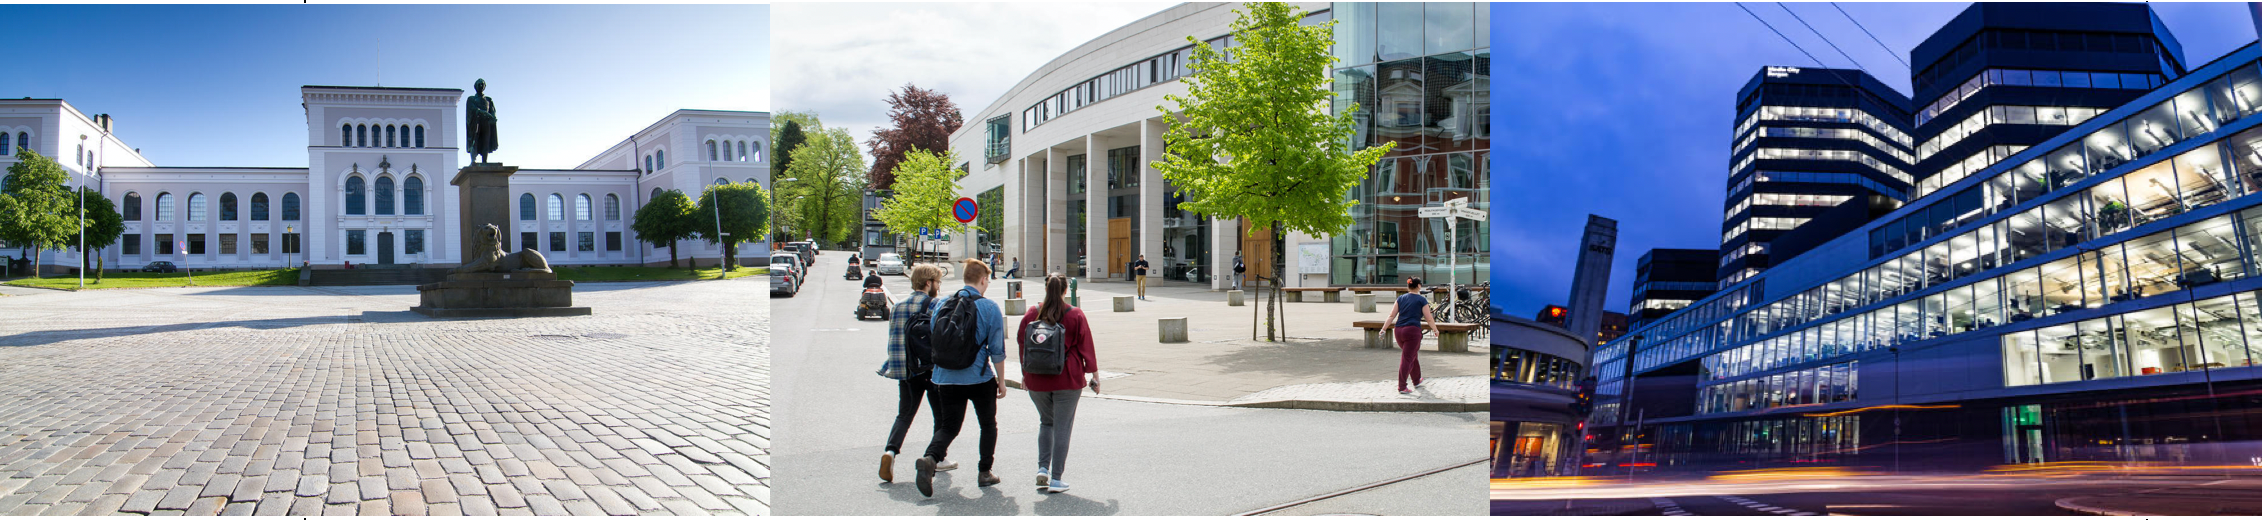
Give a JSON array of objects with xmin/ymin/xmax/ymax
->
[{"xmin": 0, "ymin": 281, "xmax": 770, "ymax": 515}]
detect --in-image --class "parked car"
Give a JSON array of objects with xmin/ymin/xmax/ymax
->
[
  {"xmin": 783, "ymin": 242, "xmax": 816, "ymax": 266},
  {"xmin": 874, "ymin": 253, "xmax": 907, "ymax": 275},
  {"xmin": 770, "ymin": 254, "xmax": 804, "ymax": 297},
  {"xmin": 141, "ymin": 261, "xmax": 179, "ymax": 273}
]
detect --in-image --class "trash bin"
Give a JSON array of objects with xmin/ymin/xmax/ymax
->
[{"xmin": 1007, "ymin": 280, "xmax": 1022, "ymax": 300}]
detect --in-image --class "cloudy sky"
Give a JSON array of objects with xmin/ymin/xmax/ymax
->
[
  {"xmin": 774, "ymin": 2, "xmax": 1176, "ymax": 156},
  {"xmin": 0, "ymin": 4, "xmax": 768, "ymax": 170},
  {"xmin": 1485, "ymin": 1, "xmax": 2262, "ymax": 316}
]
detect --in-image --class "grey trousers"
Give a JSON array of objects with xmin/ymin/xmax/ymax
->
[{"xmin": 1028, "ymin": 389, "xmax": 1082, "ymax": 479}]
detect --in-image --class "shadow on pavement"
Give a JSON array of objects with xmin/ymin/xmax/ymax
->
[
  {"xmin": 1034, "ymin": 491, "xmax": 1124, "ymax": 516},
  {"xmin": 0, "ymin": 315, "xmax": 341, "ymax": 347}
]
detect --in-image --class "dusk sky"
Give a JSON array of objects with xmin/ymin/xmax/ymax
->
[
  {"xmin": 0, "ymin": 4, "xmax": 768, "ymax": 170},
  {"xmin": 1485, "ymin": 1, "xmax": 2262, "ymax": 317}
]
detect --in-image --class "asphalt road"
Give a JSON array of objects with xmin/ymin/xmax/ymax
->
[
  {"xmin": 1490, "ymin": 473, "xmax": 2256, "ymax": 516},
  {"xmin": 769, "ymin": 251, "xmax": 1486, "ymax": 516}
]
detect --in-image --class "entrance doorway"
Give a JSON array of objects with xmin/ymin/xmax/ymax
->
[
  {"xmin": 2003, "ymin": 404, "xmax": 2047, "ymax": 464},
  {"xmin": 377, "ymin": 232, "xmax": 396, "ymax": 265},
  {"xmin": 1109, "ymin": 218, "xmax": 1131, "ymax": 279}
]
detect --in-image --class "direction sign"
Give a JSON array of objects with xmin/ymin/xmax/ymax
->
[
  {"xmin": 1417, "ymin": 207, "xmax": 1454, "ymax": 218},
  {"xmin": 953, "ymin": 197, "xmax": 979, "ymax": 224},
  {"xmin": 1441, "ymin": 196, "xmax": 1469, "ymax": 208},
  {"xmin": 1454, "ymin": 207, "xmax": 1487, "ymax": 221}
]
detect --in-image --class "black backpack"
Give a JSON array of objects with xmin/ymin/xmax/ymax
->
[
  {"xmin": 903, "ymin": 297, "xmax": 938, "ymax": 378},
  {"xmin": 1021, "ymin": 316, "xmax": 1067, "ymax": 376},
  {"xmin": 930, "ymin": 291, "xmax": 987, "ymax": 371}
]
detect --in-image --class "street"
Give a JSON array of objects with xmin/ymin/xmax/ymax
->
[
  {"xmin": 1490, "ymin": 469, "xmax": 2262, "ymax": 516},
  {"xmin": 770, "ymin": 250, "xmax": 1486, "ymax": 516}
]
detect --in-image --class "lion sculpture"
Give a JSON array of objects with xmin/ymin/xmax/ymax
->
[{"xmin": 452, "ymin": 223, "xmax": 552, "ymax": 274}]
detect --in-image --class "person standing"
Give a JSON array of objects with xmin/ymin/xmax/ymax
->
[
  {"xmin": 917, "ymin": 258, "xmax": 1007, "ymax": 497},
  {"xmin": 988, "ymin": 253, "xmax": 999, "ymax": 280},
  {"xmin": 1385, "ymin": 277, "xmax": 1439, "ymax": 394},
  {"xmin": 1231, "ymin": 251, "xmax": 1246, "ymax": 291},
  {"xmin": 877, "ymin": 264, "xmax": 959, "ymax": 482},
  {"xmin": 1017, "ymin": 274, "xmax": 1097, "ymax": 493},
  {"xmin": 1131, "ymin": 254, "xmax": 1151, "ymax": 301}
]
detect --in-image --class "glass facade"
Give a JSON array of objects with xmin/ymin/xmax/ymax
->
[{"xmin": 1332, "ymin": 2, "xmax": 1488, "ymax": 286}]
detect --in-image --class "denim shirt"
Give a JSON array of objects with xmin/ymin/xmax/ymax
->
[{"xmin": 930, "ymin": 285, "xmax": 1005, "ymax": 386}]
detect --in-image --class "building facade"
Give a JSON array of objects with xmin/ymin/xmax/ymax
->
[
  {"xmin": 1589, "ymin": 8, "xmax": 2260, "ymax": 473},
  {"xmin": 0, "ymin": 87, "xmax": 767, "ymax": 272},
  {"xmin": 1631, "ymin": 248, "xmax": 1721, "ymax": 328},
  {"xmin": 1722, "ymin": 68, "xmax": 1915, "ymax": 287},
  {"xmin": 941, "ymin": 2, "xmax": 1488, "ymax": 290}
]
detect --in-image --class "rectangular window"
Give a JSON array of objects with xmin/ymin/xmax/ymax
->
[
  {"xmin": 405, "ymin": 230, "xmax": 424, "ymax": 255},
  {"xmin": 606, "ymin": 231, "xmax": 623, "ymax": 252},
  {"xmin": 345, "ymin": 230, "xmax": 366, "ymax": 256},
  {"xmin": 577, "ymin": 232, "xmax": 595, "ymax": 252},
  {"xmin": 187, "ymin": 234, "xmax": 206, "ymax": 255},
  {"xmin": 156, "ymin": 234, "xmax": 174, "ymax": 255},
  {"xmin": 549, "ymin": 232, "xmax": 566, "ymax": 252},
  {"xmin": 283, "ymin": 233, "xmax": 301, "ymax": 255},
  {"xmin": 219, "ymin": 234, "xmax": 237, "ymax": 255},
  {"xmin": 251, "ymin": 234, "xmax": 269, "ymax": 255},
  {"xmin": 520, "ymin": 232, "xmax": 538, "ymax": 253},
  {"xmin": 122, "ymin": 234, "xmax": 141, "ymax": 255}
]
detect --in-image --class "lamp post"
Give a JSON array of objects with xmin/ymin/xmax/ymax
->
[
  {"xmin": 287, "ymin": 226, "xmax": 296, "ymax": 271},
  {"xmin": 77, "ymin": 134, "xmax": 87, "ymax": 290},
  {"xmin": 712, "ymin": 186, "xmax": 728, "ymax": 279}
]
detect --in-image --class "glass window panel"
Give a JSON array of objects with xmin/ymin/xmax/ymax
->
[
  {"xmin": 2121, "ymin": 228, "xmax": 2182, "ymax": 300},
  {"xmin": 2038, "ymin": 255, "xmax": 2087, "ymax": 315},
  {"xmin": 2083, "ymin": 121, "xmax": 2130, "ymax": 175},
  {"xmin": 1422, "ymin": 2, "xmax": 1474, "ymax": 55},
  {"xmin": 2079, "ymin": 317, "xmax": 2126, "ymax": 380},
  {"xmin": 2188, "ymin": 295, "xmax": 2250, "ymax": 369},
  {"xmin": 2127, "ymin": 99, "xmax": 2182, "ymax": 157},
  {"xmin": 2090, "ymin": 175, "xmax": 2135, "ymax": 235},
  {"xmin": 1376, "ymin": 2, "xmax": 1423, "ymax": 61},
  {"xmin": 1973, "ymin": 276, "xmax": 2005, "ymax": 329},
  {"xmin": 2172, "ymin": 142, "xmax": 2230, "ymax": 209},
  {"xmin": 1334, "ymin": 2, "xmax": 1375, "ymax": 67},
  {"xmin": 2121, "ymin": 305, "xmax": 2186, "ymax": 375},
  {"xmin": 2037, "ymin": 323, "xmax": 2083, "ymax": 383},
  {"xmin": 2173, "ymin": 213, "xmax": 2246, "ymax": 283},
  {"xmin": 2124, "ymin": 158, "xmax": 2185, "ymax": 223}
]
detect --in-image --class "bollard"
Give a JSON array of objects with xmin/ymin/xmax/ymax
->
[
  {"xmin": 1227, "ymin": 290, "xmax": 1245, "ymax": 306},
  {"xmin": 1158, "ymin": 317, "xmax": 1189, "ymax": 343},
  {"xmin": 1354, "ymin": 293, "xmax": 1378, "ymax": 313},
  {"xmin": 1069, "ymin": 278, "xmax": 1079, "ymax": 307},
  {"xmin": 1007, "ymin": 280, "xmax": 1023, "ymax": 300},
  {"xmin": 1112, "ymin": 295, "xmax": 1134, "ymax": 312},
  {"xmin": 1004, "ymin": 298, "xmax": 1027, "ymax": 316}
]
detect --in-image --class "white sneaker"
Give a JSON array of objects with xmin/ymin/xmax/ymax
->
[
  {"xmin": 1046, "ymin": 478, "xmax": 1070, "ymax": 493},
  {"xmin": 935, "ymin": 459, "xmax": 960, "ymax": 471}
]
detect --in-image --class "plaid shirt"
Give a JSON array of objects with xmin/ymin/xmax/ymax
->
[{"xmin": 877, "ymin": 290, "xmax": 936, "ymax": 380}]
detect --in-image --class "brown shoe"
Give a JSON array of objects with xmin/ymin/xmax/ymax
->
[
  {"xmin": 977, "ymin": 471, "xmax": 1001, "ymax": 487},
  {"xmin": 879, "ymin": 452, "xmax": 895, "ymax": 483}
]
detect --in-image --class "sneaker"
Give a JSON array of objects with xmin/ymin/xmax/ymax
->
[
  {"xmin": 914, "ymin": 456, "xmax": 937, "ymax": 497},
  {"xmin": 1036, "ymin": 470, "xmax": 1050, "ymax": 489},
  {"xmin": 977, "ymin": 471, "xmax": 1001, "ymax": 487},
  {"xmin": 1045, "ymin": 478, "xmax": 1070, "ymax": 493},
  {"xmin": 1399, "ymin": 388, "xmax": 1412, "ymax": 394},
  {"xmin": 880, "ymin": 451, "xmax": 896, "ymax": 483},
  {"xmin": 935, "ymin": 459, "xmax": 959, "ymax": 471}
]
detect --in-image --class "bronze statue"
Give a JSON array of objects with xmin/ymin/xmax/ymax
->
[
  {"xmin": 466, "ymin": 79, "xmax": 499, "ymax": 163},
  {"xmin": 451, "ymin": 223, "xmax": 551, "ymax": 274}
]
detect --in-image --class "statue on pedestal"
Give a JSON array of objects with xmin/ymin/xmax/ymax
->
[{"xmin": 466, "ymin": 79, "xmax": 499, "ymax": 164}]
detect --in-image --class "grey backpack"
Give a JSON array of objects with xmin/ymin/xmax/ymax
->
[{"xmin": 1021, "ymin": 318, "xmax": 1067, "ymax": 376}]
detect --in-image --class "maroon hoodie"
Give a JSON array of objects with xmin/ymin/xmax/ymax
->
[{"xmin": 1017, "ymin": 304, "xmax": 1098, "ymax": 392}]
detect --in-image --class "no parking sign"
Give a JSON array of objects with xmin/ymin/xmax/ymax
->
[{"xmin": 953, "ymin": 197, "xmax": 978, "ymax": 224}]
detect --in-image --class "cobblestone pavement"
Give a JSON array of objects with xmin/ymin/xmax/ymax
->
[{"xmin": 0, "ymin": 281, "xmax": 769, "ymax": 515}]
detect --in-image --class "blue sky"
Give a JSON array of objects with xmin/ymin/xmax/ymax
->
[
  {"xmin": 1485, "ymin": 1, "xmax": 2261, "ymax": 316},
  {"xmin": 0, "ymin": 4, "xmax": 768, "ymax": 170}
]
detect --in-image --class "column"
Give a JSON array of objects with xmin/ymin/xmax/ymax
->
[
  {"xmin": 1084, "ymin": 134, "xmax": 1108, "ymax": 282},
  {"xmin": 1211, "ymin": 217, "xmax": 1239, "ymax": 290},
  {"xmin": 1022, "ymin": 155, "xmax": 1047, "ymax": 277},
  {"xmin": 1045, "ymin": 147, "xmax": 1069, "ymax": 277},
  {"xmin": 1003, "ymin": 157, "xmax": 1025, "ymax": 274},
  {"xmin": 1139, "ymin": 118, "xmax": 1166, "ymax": 282}
]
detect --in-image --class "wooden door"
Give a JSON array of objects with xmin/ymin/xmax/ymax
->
[
  {"xmin": 1238, "ymin": 220, "xmax": 1275, "ymax": 283},
  {"xmin": 1108, "ymin": 217, "xmax": 1132, "ymax": 278}
]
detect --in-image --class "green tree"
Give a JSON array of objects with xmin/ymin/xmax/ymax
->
[
  {"xmin": 0, "ymin": 148, "xmax": 79, "ymax": 279},
  {"xmin": 782, "ymin": 127, "xmax": 868, "ymax": 247},
  {"xmin": 694, "ymin": 181, "xmax": 771, "ymax": 271},
  {"xmin": 773, "ymin": 120, "xmax": 808, "ymax": 183},
  {"xmin": 1154, "ymin": 2, "xmax": 1392, "ymax": 341},
  {"xmin": 71, "ymin": 187, "xmax": 124, "ymax": 282},
  {"xmin": 871, "ymin": 149, "xmax": 965, "ymax": 265},
  {"xmin": 632, "ymin": 189, "xmax": 700, "ymax": 269}
]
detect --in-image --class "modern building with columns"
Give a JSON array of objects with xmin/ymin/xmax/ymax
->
[
  {"xmin": 942, "ymin": 2, "xmax": 1490, "ymax": 289},
  {"xmin": 0, "ymin": 86, "xmax": 767, "ymax": 272}
]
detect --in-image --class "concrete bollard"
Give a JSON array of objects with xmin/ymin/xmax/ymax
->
[
  {"xmin": 1354, "ymin": 293, "xmax": 1377, "ymax": 313},
  {"xmin": 1004, "ymin": 298, "xmax": 1027, "ymax": 316},
  {"xmin": 1227, "ymin": 290, "xmax": 1245, "ymax": 306},
  {"xmin": 1323, "ymin": 290, "xmax": 1343, "ymax": 303},
  {"xmin": 1158, "ymin": 317, "xmax": 1189, "ymax": 343},
  {"xmin": 1113, "ymin": 295, "xmax": 1135, "ymax": 312}
]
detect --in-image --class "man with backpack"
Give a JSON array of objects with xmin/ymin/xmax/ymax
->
[
  {"xmin": 916, "ymin": 258, "xmax": 1008, "ymax": 497},
  {"xmin": 1232, "ymin": 251, "xmax": 1246, "ymax": 291},
  {"xmin": 877, "ymin": 264, "xmax": 956, "ymax": 483}
]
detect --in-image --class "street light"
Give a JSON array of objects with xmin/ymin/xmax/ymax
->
[{"xmin": 77, "ymin": 134, "xmax": 87, "ymax": 290}]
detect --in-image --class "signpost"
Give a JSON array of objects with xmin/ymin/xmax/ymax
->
[{"xmin": 1420, "ymin": 197, "xmax": 1486, "ymax": 320}]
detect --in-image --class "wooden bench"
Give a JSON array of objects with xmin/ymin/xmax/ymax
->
[
  {"xmin": 1352, "ymin": 321, "xmax": 1480, "ymax": 353},
  {"xmin": 1282, "ymin": 287, "xmax": 1342, "ymax": 303}
]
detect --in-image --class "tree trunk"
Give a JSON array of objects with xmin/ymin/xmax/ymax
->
[
  {"xmin": 95, "ymin": 250, "xmax": 104, "ymax": 282},
  {"xmin": 724, "ymin": 241, "xmax": 737, "ymax": 271},
  {"xmin": 32, "ymin": 246, "xmax": 44, "ymax": 279},
  {"xmin": 667, "ymin": 239, "xmax": 681, "ymax": 269}
]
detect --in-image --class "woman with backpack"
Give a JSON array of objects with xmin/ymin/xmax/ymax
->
[{"xmin": 1017, "ymin": 274, "xmax": 1097, "ymax": 494}]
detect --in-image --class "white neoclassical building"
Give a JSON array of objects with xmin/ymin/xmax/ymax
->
[
  {"xmin": 0, "ymin": 86, "xmax": 768, "ymax": 272},
  {"xmin": 941, "ymin": 2, "xmax": 1490, "ymax": 290}
]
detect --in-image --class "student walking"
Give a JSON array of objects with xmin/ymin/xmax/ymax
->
[
  {"xmin": 917, "ymin": 258, "xmax": 1008, "ymax": 497},
  {"xmin": 877, "ymin": 264, "xmax": 958, "ymax": 483},
  {"xmin": 1385, "ymin": 278, "xmax": 1439, "ymax": 394},
  {"xmin": 1231, "ymin": 252, "xmax": 1246, "ymax": 290},
  {"xmin": 1017, "ymin": 274, "xmax": 1097, "ymax": 494},
  {"xmin": 1132, "ymin": 254, "xmax": 1151, "ymax": 300}
]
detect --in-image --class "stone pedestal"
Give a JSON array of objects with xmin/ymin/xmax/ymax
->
[
  {"xmin": 1004, "ymin": 298, "xmax": 1027, "ymax": 316},
  {"xmin": 1226, "ymin": 290, "xmax": 1245, "ymax": 306},
  {"xmin": 1113, "ymin": 295, "xmax": 1134, "ymax": 312},
  {"xmin": 411, "ymin": 271, "xmax": 591, "ymax": 318},
  {"xmin": 1158, "ymin": 317, "xmax": 1189, "ymax": 343},
  {"xmin": 452, "ymin": 164, "xmax": 519, "ymax": 259},
  {"xmin": 1354, "ymin": 293, "xmax": 1378, "ymax": 313}
]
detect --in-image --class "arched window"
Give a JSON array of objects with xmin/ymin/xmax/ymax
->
[
  {"xmin": 713, "ymin": 178, "xmax": 729, "ymax": 186},
  {"xmin": 155, "ymin": 193, "xmax": 175, "ymax": 221},
  {"xmin": 651, "ymin": 187, "xmax": 664, "ymax": 202},
  {"xmin": 219, "ymin": 192, "xmax": 238, "ymax": 221},
  {"xmin": 344, "ymin": 176, "xmax": 366, "ymax": 215},
  {"xmin": 374, "ymin": 177, "xmax": 395, "ymax": 215},
  {"xmin": 575, "ymin": 194, "xmax": 593, "ymax": 221},
  {"xmin": 403, "ymin": 177, "xmax": 423, "ymax": 215},
  {"xmin": 282, "ymin": 193, "xmax": 301, "ymax": 221},
  {"xmin": 745, "ymin": 178, "xmax": 757, "ymax": 185},
  {"xmin": 76, "ymin": 144, "xmax": 84, "ymax": 167},
  {"xmin": 250, "ymin": 193, "xmax": 269, "ymax": 221},
  {"xmin": 738, "ymin": 141, "xmax": 749, "ymax": 161},
  {"xmin": 1, "ymin": 131, "xmax": 10, "ymax": 154},
  {"xmin": 385, "ymin": 125, "xmax": 396, "ymax": 148},
  {"xmin": 414, "ymin": 125, "xmax": 425, "ymax": 148},
  {"xmin": 519, "ymin": 193, "xmax": 537, "ymax": 221},
  {"xmin": 547, "ymin": 193, "xmax": 565, "ymax": 221},
  {"xmin": 341, "ymin": 124, "xmax": 352, "ymax": 147},
  {"xmin": 644, "ymin": 155, "xmax": 653, "ymax": 173},
  {"xmin": 751, "ymin": 141, "xmax": 763, "ymax": 162},
  {"xmin": 356, "ymin": 124, "xmax": 367, "ymax": 147},
  {"xmin": 707, "ymin": 140, "xmax": 718, "ymax": 161},
  {"xmin": 656, "ymin": 149, "xmax": 665, "ymax": 167},
  {"xmin": 187, "ymin": 193, "xmax": 208, "ymax": 221},
  {"xmin": 122, "ymin": 192, "xmax": 142, "ymax": 221},
  {"xmin": 15, "ymin": 132, "xmax": 27, "ymax": 153},
  {"xmin": 604, "ymin": 194, "xmax": 621, "ymax": 220}
]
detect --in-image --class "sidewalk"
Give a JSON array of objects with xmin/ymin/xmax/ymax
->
[
  {"xmin": 969, "ymin": 275, "xmax": 1487, "ymax": 412},
  {"xmin": 2053, "ymin": 476, "xmax": 2261, "ymax": 516}
]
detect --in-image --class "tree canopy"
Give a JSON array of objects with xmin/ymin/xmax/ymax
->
[
  {"xmin": 0, "ymin": 148, "xmax": 79, "ymax": 278},
  {"xmin": 694, "ymin": 181, "xmax": 771, "ymax": 270},
  {"xmin": 865, "ymin": 84, "xmax": 963, "ymax": 191},
  {"xmin": 780, "ymin": 126, "xmax": 868, "ymax": 246},
  {"xmin": 871, "ymin": 149, "xmax": 966, "ymax": 248},
  {"xmin": 632, "ymin": 189, "xmax": 700, "ymax": 268}
]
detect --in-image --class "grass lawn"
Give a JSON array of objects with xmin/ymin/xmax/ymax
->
[
  {"xmin": 551, "ymin": 265, "xmax": 766, "ymax": 282},
  {"xmin": 3, "ymin": 269, "xmax": 301, "ymax": 290}
]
